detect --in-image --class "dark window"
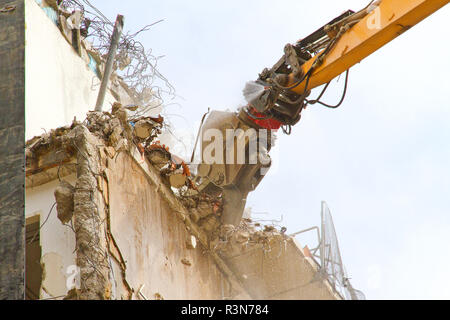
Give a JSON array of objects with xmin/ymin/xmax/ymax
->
[{"xmin": 25, "ymin": 215, "xmax": 43, "ymax": 300}]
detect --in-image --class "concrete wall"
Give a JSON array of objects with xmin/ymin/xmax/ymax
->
[
  {"xmin": 105, "ymin": 151, "xmax": 227, "ymax": 300},
  {"xmin": 25, "ymin": 0, "xmax": 116, "ymax": 140}
]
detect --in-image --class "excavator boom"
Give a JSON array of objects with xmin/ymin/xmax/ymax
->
[{"xmin": 287, "ymin": 0, "xmax": 449, "ymax": 94}]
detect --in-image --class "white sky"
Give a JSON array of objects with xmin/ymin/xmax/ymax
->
[{"xmin": 96, "ymin": 0, "xmax": 450, "ymax": 299}]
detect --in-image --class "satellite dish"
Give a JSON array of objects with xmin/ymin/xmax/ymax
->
[{"xmin": 320, "ymin": 201, "xmax": 365, "ymax": 300}]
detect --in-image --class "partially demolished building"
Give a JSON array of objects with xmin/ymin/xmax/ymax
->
[
  {"xmin": 9, "ymin": 0, "xmax": 345, "ymax": 300},
  {"xmin": 26, "ymin": 110, "xmax": 342, "ymax": 300}
]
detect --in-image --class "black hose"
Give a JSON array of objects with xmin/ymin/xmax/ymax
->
[{"xmin": 306, "ymin": 69, "xmax": 349, "ymax": 109}]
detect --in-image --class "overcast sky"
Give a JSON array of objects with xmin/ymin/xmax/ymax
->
[{"xmin": 95, "ymin": 0, "xmax": 450, "ymax": 299}]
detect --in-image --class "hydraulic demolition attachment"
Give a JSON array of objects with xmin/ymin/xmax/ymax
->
[{"xmin": 194, "ymin": 0, "xmax": 449, "ymax": 226}]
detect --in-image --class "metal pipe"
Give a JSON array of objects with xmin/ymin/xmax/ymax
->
[
  {"xmin": 94, "ymin": 14, "xmax": 124, "ymax": 112},
  {"xmin": 289, "ymin": 225, "xmax": 320, "ymax": 237}
]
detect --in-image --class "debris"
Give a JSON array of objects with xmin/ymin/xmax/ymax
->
[
  {"xmin": 199, "ymin": 215, "xmax": 220, "ymax": 233},
  {"xmin": 54, "ymin": 180, "xmax": 75, "ymax": 224},
  {"xmin": 44, "ymin": 0, "xmax": 59, "ymax": 11},
  {"xmin": 66, "ymin": 10, "xmax": 82, "ymax": 30},
  {"xmin": 169, "ymin": 173, "xmax": 187, "ymax": 189},
  {"xmin": 134, "ymin": 119, "xmax": 157, "ymax": 139},
  {"xmin": 197, "ymin": 200, "xmax": 215, "ymax": 218},
  {"xmin": 234, "ymin": 230, "xmax": 250, "ymax": 244},
  {"xmin": 118, "ymin": 54, "xmax": 131, "ymax": 71},
  {"xmin": 154, "ymin": 293, "xmax": 164, "ymax": 300},
  {"xmin": 220, "ymin": 224, "xmax": 235, "ymax": 240},
  {"xmin": 188, "ymin": 209, "xmax": 200, "ymax": 223},
  {"xmin": 108, "ymin": 118, "xmax": 124, "ymax": 146},
  {"xmin": 181, "ymin": 258, "xmax": 191, "ymax": 266},
  {"xmin": 303, "ymin": 246, "xmax": 313, "ymax": 258},
  {"xmin": 212, "ymin": 219, "xmax": 288, "ymax": 256},
  {"xmin": 148, "ymin": 140, "xmax": 169, "ymax": 152},
  {"xmin": 181, "ymin": 162, "xmax": 191, "ymax": 176},
  {"xmin": 124, "ymin": 105, "xmax": 139, "ymax": 111},
  {"xmin": 187, "ymin": 179, "xmax": 198, "ymax": 191},
  {"xmin": 147, "ymin": 148, "xmax": 171, "ymax": 169},
  {"xmin": 148, "ymin": 115, "xmax": 164, "ymax": 124},
  {"xmin": 212, "ymin": 201, "xmax": 221, "ymax": 214},
  {"xmin": 111, "ymin": 103, "xmax": 129, "ymax": 132},
  {"xmin": 136, "ymin": 142, "xmax": 145, "ymax": 156}
]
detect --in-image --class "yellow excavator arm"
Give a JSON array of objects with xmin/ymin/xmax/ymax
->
[
  {"xmin": 287, "ymin": 0, "xmax": 449, "ymax": 95},
  {"xmin": 196, "ymin": 0, "xmax": 449, "ymax": 226}
]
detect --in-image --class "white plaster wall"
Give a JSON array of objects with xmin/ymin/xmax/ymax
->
[
  {"xmin": 25, "ymin": 175, "xmax": 78, "ymax": 299},
  {"xmin": 25, "ymin": 0, "xmax": 116, "ymax": 140}
]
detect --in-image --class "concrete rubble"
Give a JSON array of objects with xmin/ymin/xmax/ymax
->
[
  {"xmin": 211, "ymin": 219, "xmax": 288, "ymax": 258},
  {"xmin": 54, "ymin": 180, "xmax": 74, "ymax": 224}
]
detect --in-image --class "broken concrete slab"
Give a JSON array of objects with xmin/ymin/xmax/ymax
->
[{"xmin": 54, "ymin": 180, "xmax": 75, "ymax": 224}]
